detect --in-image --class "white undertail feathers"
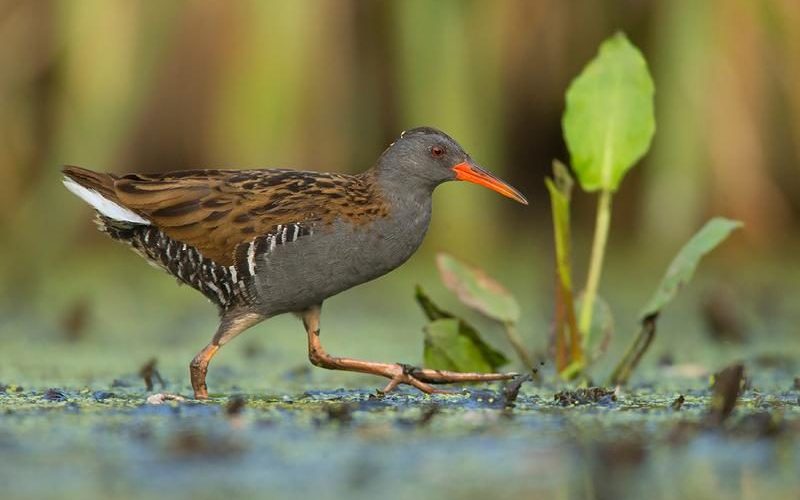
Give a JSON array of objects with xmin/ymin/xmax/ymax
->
[{"xmin": 62, "ymin": 177, "xmax": 150, "ymax": 225}]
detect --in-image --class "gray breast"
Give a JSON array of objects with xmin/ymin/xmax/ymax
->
[{"xmin": 250, "ymin": 199, "xmax": 432, "ymax": 316}]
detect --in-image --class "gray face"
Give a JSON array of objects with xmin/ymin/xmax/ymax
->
[{"xmin": 377, "ymin": 127, "xmax": 470, "ymax": 186}]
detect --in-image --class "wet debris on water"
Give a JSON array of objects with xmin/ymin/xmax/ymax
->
[
  {"xmin": 145, "ymin": 393, "xmax": 186, "ymax": 405},
  {"xmin": 92, "ymin": 391, "xmax": 115, "ymax": 401},
  {"xmin": 466, "ymin": 389, "xmax": 505, "ymax": 409},
  {"xmin": 0, "ymin": 384, "xmax": 24, "ymax": 394},
  {"xmin": 138, "ymin": 358, "xmax": 165, "ymax": 391},
  {"xmin": 502, "ymin": 374, "xmax": 531, "ymax": 409},
  {"xmin": 554, "ymin": 387, "xmax": 615, "ymax": 406},
  {"xmin": 707, "ymin": 362, "xmax": 745, "ymax": 426},
  {"xmin": 670, "ymin": 364, "xmax": 785, "ymax": 444},
  {"xmin": 42, "ymin": 388, "xmax": 69, "ymax": 402},
  {"xmin": 60, "ymin": 298, "xmax": 91, "ymax": 342},
  {"xmin": 702, "ymin": 289, "xmax": 747, "ymax": 343},
  {"xmin": 111, "ymin": 378, "xmax": 132, "ymax": 388},
  {"xmin": 671, "ymin": 395, "xmax": 685, "ymax": 411}
]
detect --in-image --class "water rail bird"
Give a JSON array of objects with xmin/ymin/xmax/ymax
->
[{"xmin": 63, "ymin": 127, "xmax": 528, "ymax": 398}]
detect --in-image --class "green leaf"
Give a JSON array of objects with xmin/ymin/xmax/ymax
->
[
  {"xmin": 640, "ymin": 217, "xmax": 743, "ymax": 319},
  {"xmin": 414, "ymin": 285, "xmax": 453, "ymax": 321},
  {"xmin": 417, "ymin": 285, "xmax": 510, "ymax": 372},
  {"xmin": 423, "ymin": 318, "xmax": 509, "ymax": 373},
  {"xmin": 563, "ymin": 32, "xmax": 655, "ymax": 192},
  {"xmin": 436, "ymin": 253, "xmax": 520, "ymax": 324},
  {"xmin": 609, "ymin": 218, "xmax": 740, "ymax": 386}
]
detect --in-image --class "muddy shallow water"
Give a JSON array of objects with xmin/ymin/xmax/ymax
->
[{"xmin": 2, "ymin": 378, "xmax": 799, "ymax": 500}]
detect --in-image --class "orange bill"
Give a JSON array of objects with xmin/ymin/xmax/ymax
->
[{"xmin": 452, "ymin": 161, "xmax": 528, "ymax": 205}]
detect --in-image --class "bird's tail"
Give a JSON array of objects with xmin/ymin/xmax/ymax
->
[{"xmin": 62, "ymin": 165, "xmax": 149, "ymax": 225}]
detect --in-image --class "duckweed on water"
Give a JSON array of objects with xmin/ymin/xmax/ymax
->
[{"xmin": 1, "ymin": 368, "xmax": 799, "ymax": 500}]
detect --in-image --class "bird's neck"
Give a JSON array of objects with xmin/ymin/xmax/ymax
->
[
  {"xmin": 359, "ymin": 165, "xmax": 433, "ymax": 233},
  {"xmin": 363, "ymin": 162, "xmax": 438, "ymax": 209},
  {"xmin": 349, "ymin": 167, "xmax": 433, "ymax": 276}
]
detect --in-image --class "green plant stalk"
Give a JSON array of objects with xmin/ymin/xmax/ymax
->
[
  {"xmin": 553, "ymin": 275, "xmax": 569, "ymax": 371},
  {"xmin": 578, "ymin": 189, "xmax": 613, "ymax": 344},
  {"xmin": 502, "ymin": 321, "xmax": 535, "ymax": 374},
  {"xmin": 545, "ymin": 164, "xmax": 584, "ymax": 375},
  {"xmin": 608, "ymin": 314, "xmax": 658, "ymax": 385},
  {"xmin": 555, "ymin": 279, "xmax": 584, "ymax": 378}
]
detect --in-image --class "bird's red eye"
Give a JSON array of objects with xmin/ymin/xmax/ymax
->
[{"xmin": 431, "ymin": 146, "xmax": 445, "ymax": 157}]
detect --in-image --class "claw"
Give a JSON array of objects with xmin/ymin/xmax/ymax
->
[{"xmin": 376, "ymin": 364, "xmax": 464, "ymax": 395}]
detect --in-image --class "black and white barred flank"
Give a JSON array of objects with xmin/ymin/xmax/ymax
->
[
  {"xmin": 233, "ymin": 222, "xmax": 313, "ymax": 278},
  {"xmin": 97, "ymin": 216, "xmax": 247, "ymax": 309},
  {"xmin": 97, "ymin": 217, "xmax": 312, "ymax": 311}
]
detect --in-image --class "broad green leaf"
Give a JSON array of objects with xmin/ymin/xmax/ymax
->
[
  {"xmin": 563, "ymin": 32, "xmax": 655, "ymax": 192},
  {"xmin": 423, "ymin": 318, "xmax": 509, "ymax": 373},
  {"xmin": 414, "ymin": 285, "xmax": 453, "ymax": 321},
  {"xmin": 640, "ymin": 217, "xmax": 742, "ymax": 319},
  {"xmin": 436, "ymin": 253, "xmax": 520, "ymax": 324},
  {"xmin": 609, "ymin": 218, "xmax": 740, "ymax": 386}
]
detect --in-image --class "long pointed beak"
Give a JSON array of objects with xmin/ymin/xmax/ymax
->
[{"xmin": 452, "ymin": 161, "xmax": 528, "ymax": 205}]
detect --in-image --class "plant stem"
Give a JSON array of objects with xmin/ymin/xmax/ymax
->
[
  {"xmin": 579, "ymin": 189, "xmax": 613, "ymax": 344},
  {"xmin": 608, "ymin": 314, "xmax": 658, "ymax": 385},
  {"xmin": 502, "ymin": 321, "xmax": 535, "ymax": 374},
  {"xmin": 553, "ymin": 273, "xmax": 569, "ymax": 372}
]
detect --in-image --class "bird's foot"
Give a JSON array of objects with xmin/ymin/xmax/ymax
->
[
  {"xmin": 377, "ymin": 363, "xmax": 517, "ymax": 395},
  {"xmin": 378, "ymin": 364, "xmax": 451, "ymax": 395}
]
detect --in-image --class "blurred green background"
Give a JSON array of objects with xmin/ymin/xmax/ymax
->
[{"xmin": 1, "ymin": 0, "xmax": 798, "ymax": 389}]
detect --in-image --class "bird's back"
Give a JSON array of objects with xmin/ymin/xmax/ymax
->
[{"xmin": 62, "ymin": 165, "xmax": 429, "ymax": 315}]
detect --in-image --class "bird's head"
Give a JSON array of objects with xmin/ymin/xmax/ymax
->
[{"xmin": 377, "ymin": 127, "xmax": 527, "ymax": 205}]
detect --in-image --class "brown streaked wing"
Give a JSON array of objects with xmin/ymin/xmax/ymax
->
[
  {"xmin": 113, "ymin": 169, "xmax": 318, "ymax": 265},
  {"xmin": 111, "ymin": 169, "xmax": 385, "ymax": 266}
]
